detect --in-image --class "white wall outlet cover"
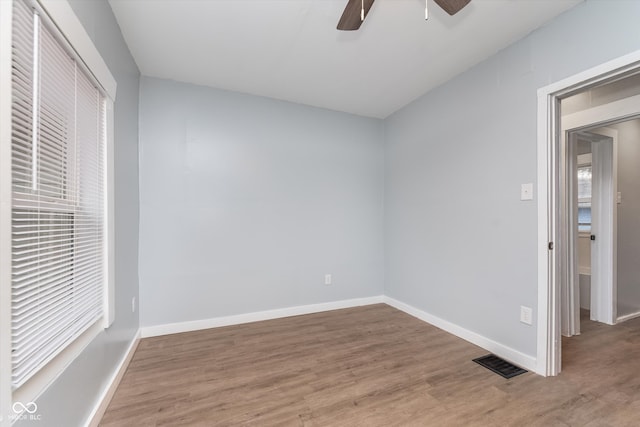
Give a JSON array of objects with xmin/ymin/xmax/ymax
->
[
  {"xmin": 521, "ymin": 183, "xmax": 534, "ymax": 201},
  {"xmin": 324, "ymin": 274, "xmax": 332, "ymax": 285}
]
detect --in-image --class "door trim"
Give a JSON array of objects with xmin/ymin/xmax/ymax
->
[
  {"xmin": 590, "ymin": 131, "xmax": 617, "ymax": 325},
  {"xmin": 536, "ymin": 49, "xmax": 640, "ymax": 377},
  {"xmin": 562, "ymin": 131, "xmax": 580, "ymax": 338}
]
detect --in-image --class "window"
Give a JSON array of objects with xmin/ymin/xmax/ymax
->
[
  {"xmin": 3, "ymin": 0, "xmax": 115, "ymax": 403},
  {"xmin": 577, "ymin": 155, "xmax": 592, "ymax": 232}
]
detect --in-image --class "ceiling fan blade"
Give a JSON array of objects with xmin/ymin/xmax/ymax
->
[
  {"xmin": 433, "ymin": 0, "xmax": 471, "ymax": 16},
  {"xmin": 337, "ymin": 0, "xmax": 375, "ymax": 31}
]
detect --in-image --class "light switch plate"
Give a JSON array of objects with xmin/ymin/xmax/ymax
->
[
  {"xmin": 520, "ymin": 306, "xmax": 532, "ymax": 325},
  {"xmin": 521, "ymin": 183, "xmax": 533, "ymax": 201}
]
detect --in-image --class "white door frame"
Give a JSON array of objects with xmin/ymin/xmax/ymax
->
[{"xmin": 536, "ymin": 50, "xmax": 640, "ymax": 377}]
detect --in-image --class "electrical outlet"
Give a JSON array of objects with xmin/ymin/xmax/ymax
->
[
  {"xmin": 324, "ymin": 274, "xmax": 332, "ymax": 285},
  {"xmin": 520, "ymin": 305, "xmax": 532, "ymax": 325},
  {"xmin": 520, "ymin": 183, "xmax": 533, "ymax": 201},
  {"xmin": 132, "ymin": 297, "xmax": 136, "ymax": 313}
]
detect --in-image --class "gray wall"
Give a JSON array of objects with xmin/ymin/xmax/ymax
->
[
  {"xmin": 138, "ymin": 77, "xmax": 384, "ymax": 327},
  {"xmin": 384, "ymin": 0, "xmax": 640, "ymax": 358},
  {"xmin": 17, "ymin": 1, "xmax": 141, "ymax": 426},
  {"xmin": 613, "ymin": 119, "xmax": 640, "ymax": 318}
]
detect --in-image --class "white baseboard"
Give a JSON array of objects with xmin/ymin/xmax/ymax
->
[
  {"xmin": 138, "ymin": 295, "xmax": 537, "ymax": 375},
  {"xmin": 617, "ymin": 310, "xmax": 640, "ymax": 323},
  {"xmin": 383, "ymin": 296, "xmax": 537, "ymax": 373},
  {"xmin": 140, "ymin": 296, "xmax": 385, "ymax": 338},
  {"xmin": 86, "ymin": 330, "xmax": 141, "ymax": 427}
]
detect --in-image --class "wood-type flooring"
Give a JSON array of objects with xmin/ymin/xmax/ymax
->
[{"xmin": 100, "ymin": 304, "xmax": 640, "ymax": 426}]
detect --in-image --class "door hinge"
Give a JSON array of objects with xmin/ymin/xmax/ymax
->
[{"xmin": 548, "ymin": 242, "xmax": 554, "ymax": 250}]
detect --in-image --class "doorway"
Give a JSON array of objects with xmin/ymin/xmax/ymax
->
[
  {"xmin": 537, "ymin": 51, "xmax": 640, "ymax": 377},
  {"xmin": 560, "ymin": 115, "xmax": 640, "ymax": 373},
  {"xmin": 562, "ymin": 126, "xmax": 618, "ymax": 339}
]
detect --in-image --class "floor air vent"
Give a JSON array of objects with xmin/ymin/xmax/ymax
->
[{"xmin": 472, "ymin": 354, "xmax": 527, "ymax": 379}]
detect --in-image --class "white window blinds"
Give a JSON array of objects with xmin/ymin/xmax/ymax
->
[{"xmin": 11, "ymin": 0, "xmax": 106, "ymax": 389}]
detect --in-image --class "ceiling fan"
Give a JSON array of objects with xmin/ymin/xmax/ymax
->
[{"xmin": 337, "ymin": 0, "xmax": 471, "ymax": 31}]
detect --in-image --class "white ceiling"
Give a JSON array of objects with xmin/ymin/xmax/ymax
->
[{"xmin": 109, "ymin": 0, "xmax": 583, "ymax": 118}]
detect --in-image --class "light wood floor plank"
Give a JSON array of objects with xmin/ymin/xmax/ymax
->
[{"xmin": 100, "ymin": 304, "xmax": 640, "ymax": 426}]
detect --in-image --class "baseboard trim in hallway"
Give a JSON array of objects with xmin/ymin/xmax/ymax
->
[{"xmin": 617, "ymin": 310, "xmax": 640, "ymax": 323}]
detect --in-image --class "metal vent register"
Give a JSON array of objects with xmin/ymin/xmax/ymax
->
[{"xmin": 472, "ymin": 354, "xmax": 527, "ymax": 379}]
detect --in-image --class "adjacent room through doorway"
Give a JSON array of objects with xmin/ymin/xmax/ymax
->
[{"xmin": 558, "ymin": 75, "xmax": 640, "ymax": 371}]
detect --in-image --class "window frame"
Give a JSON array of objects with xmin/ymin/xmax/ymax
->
[
  {"xmin": 577, "ymin": 153, "xmax": 592, "ymax": 234},
  {"xmin": 0, "ymin": 0, "xmax": 116, "ymax": 421}
]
